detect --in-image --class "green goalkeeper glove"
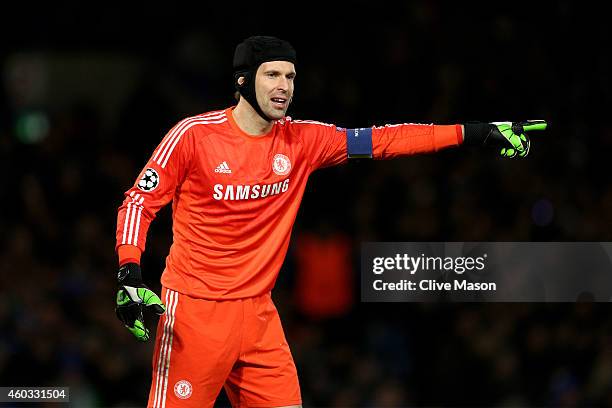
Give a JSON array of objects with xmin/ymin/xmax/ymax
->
[
  {"xmin": 463, "ymin": 120, "xmax": 548, "ymax": 158},
  {"xmin": 115, "ymin": 263, "xmax": 165, "ymax": 341}
]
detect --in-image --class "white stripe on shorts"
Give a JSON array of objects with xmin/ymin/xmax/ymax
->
[{"xmin": 153, "ymin": 289, "xmax": 179, "ymax": 408}]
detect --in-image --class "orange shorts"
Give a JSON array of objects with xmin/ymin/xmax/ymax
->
[{"xmin": 147, "ymin": 287, "xmax": 301, "ymax": 408}]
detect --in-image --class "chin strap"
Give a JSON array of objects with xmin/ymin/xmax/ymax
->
[{"xmin": 234, "ymin": 70, "xmax": 273, "ymax": 122}]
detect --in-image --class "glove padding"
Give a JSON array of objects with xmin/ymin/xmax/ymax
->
[
  {"xmin": 115, "ymin": 263, "xmax": 165, "ymax": 341},
  {"xmin": 464, "ymin": 120, "xmax": 547, "ymax": 158}
]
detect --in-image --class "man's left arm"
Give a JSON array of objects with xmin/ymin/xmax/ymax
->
[
  {"xmin": 295, "ymin": 118, "xmax": 547, "ymax": 172},
  {"xmin": 367, "ymin": 123, "xmax": 462, "ymax": 159},
  {"xmin": 350, "ymin": 120, "xmax": 547, "ymax": 160}
]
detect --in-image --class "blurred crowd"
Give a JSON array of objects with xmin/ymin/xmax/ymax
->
[{"xmin": 1, "ymin": 2, "xmax": 612, "ymax": 407}]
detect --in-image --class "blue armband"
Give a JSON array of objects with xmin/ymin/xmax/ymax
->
[{"xmin": 346, "ymin": 128, "xmax": 373, "ymax": 159}]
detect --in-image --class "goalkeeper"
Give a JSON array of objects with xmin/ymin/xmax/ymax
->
[{"xmin": 114, "ymin": 35, "xmax": 546, "ymax": 408}]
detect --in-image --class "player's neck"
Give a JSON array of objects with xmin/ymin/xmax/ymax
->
[{"xmin": 233, "ymin": 100, "xmax": 274, "ymax": 136}]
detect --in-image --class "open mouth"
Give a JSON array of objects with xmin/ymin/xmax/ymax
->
[{"xmin": 271, "ymin": 97, "xmax": 287, "ymax": 108}]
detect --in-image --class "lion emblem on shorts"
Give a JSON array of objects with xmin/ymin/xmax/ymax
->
[{"xmin": 174, "ymin": 380, "xmax": 192, "ymax": 399}]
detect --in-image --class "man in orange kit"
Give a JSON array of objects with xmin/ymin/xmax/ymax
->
[{"xmin": 114, "ymin": 36, "xmax": 546, "ymax": 407}]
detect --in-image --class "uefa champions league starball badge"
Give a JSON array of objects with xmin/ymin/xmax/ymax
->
[
  {"xmin": 272, "ymin": 154, "xmax": 291, "ymax": 176},
  {"xmin": 137, "ymin": 168, "xmax": 160, "ymax": 192}
]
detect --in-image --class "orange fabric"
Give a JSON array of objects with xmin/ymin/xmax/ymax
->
[
  {"xmin": 115, "ymin": 107, "xmax": 462, "ymax": 300},
  {"xmin": 294, "ymin": 233, "xmax": 353, "ymax": 319},
  {"xmin": 117, "ymin": 244, "xmax": 142, "ymax": 265},
  {"xmin": 147, "ymin": 288, "xmax": 301, "ymax": 408},
  {"xmin": 372, "ymin": 123, "xmax": 462, "ymax": 159}
]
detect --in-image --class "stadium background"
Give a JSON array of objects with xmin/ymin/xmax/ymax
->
[{"xmin": 1, "ymin": 2, "xmax": 611, "ymax": 407}]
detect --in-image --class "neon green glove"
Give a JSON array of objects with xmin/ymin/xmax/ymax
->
[
  {"xmin": 464, "ymin": 120, "xmax": 548, "ymax": 158},
  {"xmin": 115, "ymin": 263, "xmax": 165, "ymax": 341}
]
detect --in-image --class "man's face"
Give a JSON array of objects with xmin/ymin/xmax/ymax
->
[{"xmin": 254, "ymin": 61, "xmax": 296, "ymax": 120}]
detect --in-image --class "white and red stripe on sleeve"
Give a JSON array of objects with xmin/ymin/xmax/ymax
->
[{"xmin": 115, "ymin": 110, "xmax": 227, "ymax": 259}]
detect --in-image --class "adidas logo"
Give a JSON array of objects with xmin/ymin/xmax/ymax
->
[{"xmin": 214, "ymin": 161, "xmax": 232, "ymax": 174}]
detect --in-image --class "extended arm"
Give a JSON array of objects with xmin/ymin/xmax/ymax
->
[
  {"xmin": 296, "ymin": 118, "xmax": 547, "ymax": 171},
  {"xmin": 346, "ymin": 120, "xmax": 546, "ymax": 159}
]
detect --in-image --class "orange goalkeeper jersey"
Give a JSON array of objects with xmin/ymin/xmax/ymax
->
[{"xmin": 116, "ymin": 107, "xmax": 462, "ymax": 299}]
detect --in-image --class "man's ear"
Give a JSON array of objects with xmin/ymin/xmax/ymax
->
[{"xmin": 233, "ymin": 71, "xmax": 247, "ymax": 89}]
